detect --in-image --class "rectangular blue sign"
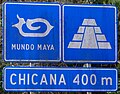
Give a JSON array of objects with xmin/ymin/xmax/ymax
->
[
  {"xmin": 63, "ymin": 5, "xmax": 117, "ymax": 63},
  {"xmin": 3, "ymin": 3, "xmax": 61, "ymax": 62},
  {"xmin": 3, "ymin": 67, "xmax": 118, "ymax": 91}
]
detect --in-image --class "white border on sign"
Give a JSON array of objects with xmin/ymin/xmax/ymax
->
[
  {"xmin": 4, "ymin": 67, "xmax": 118, "ymax": 92},
  {"xmin": 62, "ymin": 5, "xmax": 117, "ymax": 63},
  {"xmin": 4, "ymin": 3, "xmax": 61, "ymax": 62}
]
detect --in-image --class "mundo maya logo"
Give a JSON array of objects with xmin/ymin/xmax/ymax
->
[
  {"xmin": 68, "ymin": 19, "xmax": 112, "ymax": 49},
  {"xmin": 12, "ymin": 14, "xmax": 54, "ymax": 37}
]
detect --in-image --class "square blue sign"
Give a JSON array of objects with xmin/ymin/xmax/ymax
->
[
  {"xmin": 3, "ymin": 3, "xmax": 61, "ymax": 62},
  {"xmin": 63, "ymin": 5, "xmax": 117, "ymax": 63}
]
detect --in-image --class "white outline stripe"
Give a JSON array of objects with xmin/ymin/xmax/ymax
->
[
  {"xmin": 115, "ymin": 7, "xmax": 117, "ymax": 62},
  {"xmin": 4, "ymin": 3, "xmax": 6, "ymax": 61},
  {"xmin": 63, "ymin": 5, "xmax": 117, "ymax": 8}
]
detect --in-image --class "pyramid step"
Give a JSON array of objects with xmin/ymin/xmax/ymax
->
[
  {"xmin": 73, "ymin": 34, "xmax": 83, "ymax": 41},
  {"xmin": 94, "ymin": 27, "xmax": 102, "ymax": 33},
  {"xmin": 96, "ymin": 35, "xmax": 107, "ymax": 41},
  {"xmin": 98, "ymin": 42, "xmax": 112, "ymax": 49},
  {"xmin": 82, "ymin": 19, "xmax": 97, "ymax": 26},
  {"xmin": 68, "ymin": 42, "xmax": 81, "ymax": 48},
  {"xmin": 78, "ymin": 26, "xmax": 85, "ymax": 33}
]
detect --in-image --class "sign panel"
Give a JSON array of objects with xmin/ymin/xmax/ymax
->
[
  {"xmin": 4, "ymin": 67, "xmax": 117, "ymax": 91},
  {"xmin": 3, "ymin": 3, "xmax": 61, "ymax": 62},
  {"xmin": 63, "ymin": 5, "xmax": 117, "ymax": 63}
]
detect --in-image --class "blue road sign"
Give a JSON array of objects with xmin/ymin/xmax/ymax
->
[
  {"xmin": 63, "ymin": 5, "xmax": 117, "ymax": 63},
  {"xmin": 3, "ymin": 67, "xmax": 117, "ymax": 92},
  {"xmin": 3, "ymin": 3, "xmax": 61, "ymax": 62}
]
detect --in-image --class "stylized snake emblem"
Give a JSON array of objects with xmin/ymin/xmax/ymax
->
[{"xmin": 12, "ymin": 14, "xmax": 54, "ymax": 37}]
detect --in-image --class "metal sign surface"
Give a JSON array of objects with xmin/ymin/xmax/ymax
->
[
  {"xmin": 4, "ymin": 67, "xmax": 118, "ymax": 91},
  {"xmin": 3, "ymin": 3, "xmax": 61, "ymax": 62},
  {"xmin": 63, "ymin": 5, "xmax": 117, "ymax": 63}
]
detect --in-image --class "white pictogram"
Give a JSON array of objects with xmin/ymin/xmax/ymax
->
[
  {"xmin": 12, "ymin": 14, "xmax": 54, "ymax": 37},
  {"xmin": 68, "ymin": 19, "xmax": 112, "ymax": 49}
]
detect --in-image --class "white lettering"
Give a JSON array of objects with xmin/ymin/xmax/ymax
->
[
  {"xmin": 40, "ymin": 74, "xmax": 48, "ymax": 85},
  {"xmin": 17, "ymin": 44, "xmax": 20, "ymax": 50},
  {"xmin": 43, "ymin": 45, "xmax": 47, "ymax": 50},
  {"xmin": 50, "ymin": 74, "xmax": 56, "ymax": 85},
  {"xmin": 58, "ymin": 74, "xmax": 66, "ymax": 85},
  {"xmin": 37, "ymin": 44, "xmax": 55, "ymax": 50},
  {"xmin": 31, "ymin": 44, "xmax": 34, "ymax": 50},
  {"xmin": 10, "ymin": 73, "xmax": 17, "ymax": 85},
  {"xmin": 90, "ymin": 74, "xmax": 96, "ymax": 85},
  {"xmin": 82, "ymin": 74, "xmax": 88, "ymax": 85},
  {"xmin": 37, "ymin": 44, "xmax": 42, "ymax": 50},
  {"xmin": 21, "ymin": 44, "xmax": 25, "ymax": 50},
  {"xmin": 11, "ymin": 44, "xmax": 34, "ymax": 50},
  {"xmin": 26, "ymin": 44, "xmax": 29, "ymax": 50},
  {"xmin": 51, "ymin": 45, "xmax": 54, "ymax": 50},
  {"xmin": 101, "ymin": 77, "xmax": 112, "ymax": 85},
  {"xmin": 19, "ymin": 74, "xmax": 26, "ymax": 85},
  {"xmin": 27, "ymin": 74, "xmax": 30, "ymax": 85},
  {"xmin": 47, "ymin": 45, "xmax": 50, "ymax": 50},
  {"xmin": 9, "ymin": 73, "xmax": 69, "ymax": 86},
  {"xmin": 73, "ymin": 74, "xmax": 79, "ymax": 85},
  {"xmin": 32, "ymin": 74, "xmax": 38, "ymax": 85},
  {"xmin": 12, "ymin": 44, "xmax": 16, "ymax": 50}
]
